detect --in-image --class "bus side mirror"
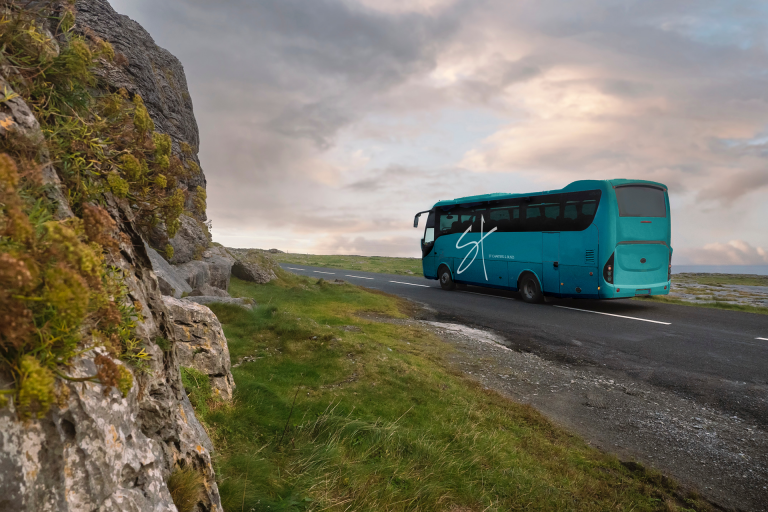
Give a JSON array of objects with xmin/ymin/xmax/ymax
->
[{"xmin": 413, "ymin": 213, "xmax": 421, "ymax": 228}]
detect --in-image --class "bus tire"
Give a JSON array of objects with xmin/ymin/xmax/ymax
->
[
  {"xmin": 438, "ymin": 266, "xmax": 456, "ymax": 291},
  {"xmin": 519, "ymin": 273, "xmax": 543, "ymax": 304}
]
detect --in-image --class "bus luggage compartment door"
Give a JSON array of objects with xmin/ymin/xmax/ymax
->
[
  {"xmin": 615, "ymin": 242, "xmax": 668, "ymax": 286},
  {"xmin": 542, "ymin": 232, "xmax": 560, "ymax": 295}
]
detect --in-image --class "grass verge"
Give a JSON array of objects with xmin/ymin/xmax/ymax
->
[
  {"xmin": 271, "ymin": 252, "xmax": 423, "ymax": 276},
  {"xmin": 190, "ymin": 272, "xmax": 710, "ymax": 511},
  {"xmin": 634, "ymin": 295, "xmax": 768, "ymax": 315},
  {"xmin": 674, "ymin": 273, "xmax": 768, "ymax": 287}
]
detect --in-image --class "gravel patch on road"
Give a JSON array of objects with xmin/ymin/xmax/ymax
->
[{"xmin": 420, "ymin": 320, "xmax": 768, "ymax": 512}]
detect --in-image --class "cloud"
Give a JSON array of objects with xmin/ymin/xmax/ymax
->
[
  {"xmin": 676, "ymin": 240, "xmax": 768, "ymax": 265},
  {"xmin": 108, "ymin": 0, "xmax": 768, "ymax": 261},
  {"xmin": 312, "ymin": 235, "xmax": 417, "ymax": 257}
]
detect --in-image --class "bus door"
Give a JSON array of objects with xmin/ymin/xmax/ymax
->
[
  {"xmin": 421, "ymin": 211, "xmax": 437, "ymax": 278},
  {"xmin": 542, "ymin": 232, "xmax": 560, "ymax": 295}
]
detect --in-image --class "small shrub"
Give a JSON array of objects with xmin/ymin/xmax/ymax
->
[
  {"xmin": 132, "ymin": 94, "xmax": 154, "ymax": 139},
  {"xmin": 193, "ymin": 186, "xmax": 206, "ymax": 215},
  {"xmin": 155, "ymin": 336, "xmax": 171, "ymax": 352},
  {"xmin": 107, "ymin": 173, "xmax": 128, "ymax": 197},
  {"xmin": 167, "ymin": 465, "xmax": 204, "ymax": 512},
  {"xmin": 16, "ymin": 355, "xmax": 55, "ymax": 419}
]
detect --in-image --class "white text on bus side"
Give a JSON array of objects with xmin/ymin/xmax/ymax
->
[{"xmin": 455, "ymin": 215, "xmax": 497, "ymax": 280}]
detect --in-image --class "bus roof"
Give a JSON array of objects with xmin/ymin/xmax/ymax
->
[{"xmin": 431, "ymin": 179, "xmax": 667, "ymax": 209}]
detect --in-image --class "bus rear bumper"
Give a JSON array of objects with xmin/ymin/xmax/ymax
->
[{"xmin": 599, "ymin": 281, "xmax": 671, "ymax": 299}]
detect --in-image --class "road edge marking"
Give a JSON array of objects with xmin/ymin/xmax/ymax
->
[
  {"xmin": 757, "ymin": 337, "xmax": 768, "ymax": 341},
  {"xmin": 553, "ymin": 305, "xmax": 671, "ymax": 325},
  {"xmin": 389, "ymin": 280, "xmax": 430, "ymax": 288}
]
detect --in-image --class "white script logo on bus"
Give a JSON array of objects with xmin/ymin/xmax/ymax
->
[{"xmin": 456, "ymin": 215, "xmax": 497, "ymax": 280}]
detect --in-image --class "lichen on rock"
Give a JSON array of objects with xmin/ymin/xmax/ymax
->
[{"xmin": 162, "ymin": 296, "xmax": 236, "ymax": 400}]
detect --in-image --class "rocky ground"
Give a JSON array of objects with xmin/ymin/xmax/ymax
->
[
  {"xmin": 669, "ymin": 274, "xmax": 768, "ymax": 309},
  {"xmin": 387, "ymin": 305, "xmax": 768, "ymax": 512}
]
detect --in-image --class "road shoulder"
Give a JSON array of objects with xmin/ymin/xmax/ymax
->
[{"xmin": 399, "ymin": 305, "xmax": 767, "ymax": 512}]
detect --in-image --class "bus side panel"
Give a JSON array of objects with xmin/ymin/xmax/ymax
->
[
  {"xmin": 559, "ymin": 266, "xmax": 599, "ymax": 298},
  {"xmin": 484, "ymin": 260, "xmax": 508, "ymax": 288},
  {"xmin": 560, "ymin": 225, "xmax": 599, "ymax": 297},
  {"xmin": 422, "ymin": 249, "xmax": 437, "ymax": 279}
]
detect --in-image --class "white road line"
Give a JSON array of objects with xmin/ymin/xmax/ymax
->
[
  {"xmin": 757, "ymin": 337, "xmax": 768, "ymax": 341},
  {"xmin": 286, "ymin": 267, "xmax": 304, "ymax": 270},
  {"xmin": 459, "ymin": 290, "xmax": 515, "ymax": 300},
  {"xmin": 553, "ymin": 305, "xmax": 671, "ymax": 325},
  {"xmin": 389, "ymin": 280, "xmax": 431, "ymax": 288},
  {"xmin": 313, "ymin": 271, "xmax": 335, "ymax": 275},
  {"xmin": 345, "ymin": 275, "xmax": 374, "ymax": 280}
]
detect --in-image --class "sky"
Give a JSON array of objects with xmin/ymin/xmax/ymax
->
[{"xmin": 108, "ymin": 0, "xmax": 768, "ymax": 265}]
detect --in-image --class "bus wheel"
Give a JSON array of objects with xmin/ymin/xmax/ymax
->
[
  {"xmin": 439, "ymin": 266, "xmax": 456, "ymax": 291},
  {"xmin": 519, "ymin": 274, "xmax": 543, "ymax": 303}
]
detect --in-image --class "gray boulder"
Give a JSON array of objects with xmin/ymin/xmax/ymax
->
[
  {"xmin": 232, "ymin": 260, "xmax": 277, "ymax": 284},
  {"xmin": 164, "ymin": 215, "xmax": 210, "ymax": 265},
  {"xmin": 175, "ymin": 260, "xmax": 210, "ymax": 290},
  {"xmin": 144, "ymin": 243, "xmax": 192, "ymax": 298},
  {"xmin": 227, "ymin": 248, "xmax": 279, "ymax": 284},
  {"xmin": 163, "ymin": 297, "xmax": 236, "ymax": 400},
  {"xmin": 189, "ymin": 284, "xmax": 229, "ymax": 297},
  {"xmin": 201, "ymin": 246, "xmax": 235, "ymax": 290}
]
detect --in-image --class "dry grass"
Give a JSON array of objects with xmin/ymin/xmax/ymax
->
[{"xmin": 167, "ymin": 466, "xmax": 205, "ymax": 512}]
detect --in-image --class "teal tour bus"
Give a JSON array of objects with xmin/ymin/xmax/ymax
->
[{"xmin": 413, "ymin": 180, "xmax": 672, "ymax": 303}]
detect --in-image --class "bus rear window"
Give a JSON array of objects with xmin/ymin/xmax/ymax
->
[{"xmin": 615, "ymin": 186, "xmax": 666, "ymax": 217}]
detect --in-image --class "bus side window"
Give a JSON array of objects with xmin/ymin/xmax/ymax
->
[
  {"xmin": 488, "ymin": 207, "xmax": 508, "ymax": 232},
  {"xmin": 564, "ymin": 202, "xmax": 578, "ymax": 219},
  {"xmin": 582, "ymin": 200, "xmax": 597, "ymax": 216},
  {"xmin": 524, "ymin": 203, "xmax": 542, "ymax": 231},
  {"xmin": 543, "ymin": 202, "xmax": 560, "ymax": 229}
]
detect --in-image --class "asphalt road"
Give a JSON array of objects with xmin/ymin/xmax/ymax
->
[{"xmin": 281, "ymin": 263, "xmax": 768, "ymax": 426}]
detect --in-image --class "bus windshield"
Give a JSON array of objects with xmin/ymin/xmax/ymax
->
[{"xmin": 615, "ymin": 186, "xmax": 666, "ymax": 217}]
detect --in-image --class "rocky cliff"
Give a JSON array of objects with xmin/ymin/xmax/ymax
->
[
  {"xmin": 75, "ymin": 0, "xmax": 210, "ymax": 265},
  {"xmin": 0, "ymin": 1, "xmax": 233, "ymax": 510}
]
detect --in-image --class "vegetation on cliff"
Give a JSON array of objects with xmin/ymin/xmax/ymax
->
[{"xmin": 0, "ymin": 2, "xmax": 196, "ymax": 418}]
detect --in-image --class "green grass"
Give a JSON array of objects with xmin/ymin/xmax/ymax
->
[
  {"xmin": 673, "ymin": 273, "xmax": 768, "ymax": 287},
  {"xmin": 188, "ymin": 270, "xmax": 710, "ymax": 511},
  {"xmin": 634, "ymin": 295, "xmax": 768, "ymax": 315},
  {"xmin": 271, "ymin": 253, "xmax": 423, "ymax": 276}
]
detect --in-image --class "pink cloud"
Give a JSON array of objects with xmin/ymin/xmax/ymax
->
[{"xmin": 676, "ymin": 240, "xmax": 768, "ymax": 265}]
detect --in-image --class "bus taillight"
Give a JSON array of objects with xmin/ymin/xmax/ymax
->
[
  {"xmin": 668, "ymin": 252, "xmax": 672, "ymax": 281},
  {"xmin": 603, "ymin": 253, "xmax": 615, "ymax": 284}
]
